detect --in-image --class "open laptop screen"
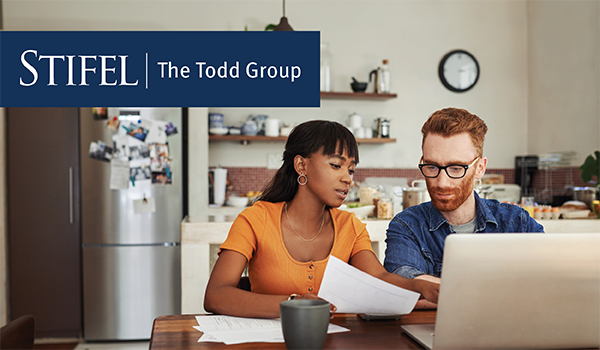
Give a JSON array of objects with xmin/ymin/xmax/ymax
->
[{"xmin": 431, "ymin": 233, "xmax": 600, "ymax": 350}]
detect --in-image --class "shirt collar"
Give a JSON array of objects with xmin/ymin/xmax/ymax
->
[{"xmin": 427, "ymin": 191, "xmax": 499, "ymax": 232}]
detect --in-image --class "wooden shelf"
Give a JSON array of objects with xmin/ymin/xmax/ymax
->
[
  {"xmin": 208, "ymin": 134, "xmax": 396, "ymax": 144},
  {"xmin": 209, "ymin": 135, "xmax": 287, "ymax": 142},
  {"xmin": 358, "ymin": 138, "xmax": 396, "ymax": 144},
  {"xmin": 320, "ymin": 91, "xmax": 397, "ymax": 100}
]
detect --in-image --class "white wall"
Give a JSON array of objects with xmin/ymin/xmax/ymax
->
[
  {"xmin": 206, "ymin": 0, "xmax": 531, "ymax": 169},
  {"xmin": 3, "ymin": 0, "xmax": 530, "ymax": 169},
  {"xmin": 528, "ymin": 1, "xmax": 600, "ymax": 164}
]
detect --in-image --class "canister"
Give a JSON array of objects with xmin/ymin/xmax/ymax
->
[{"xmin": 403, "ymin": 187, "xmax": 428, "ymax": 209}]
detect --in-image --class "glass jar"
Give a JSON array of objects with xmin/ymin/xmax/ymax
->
[
  {"xmin": 377, "ymin": 197, "xmax": 393, "ymax": 220},
  {"xmin": 320, "ymin": 43, "xmax": 331, "ymax": 92},
  {"xmin": 359, "ymin": 185, "xmax": 378, "ymax": 206}
]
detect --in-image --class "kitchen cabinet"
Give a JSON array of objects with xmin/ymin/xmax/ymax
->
[{"xmin": 7, "ymin": 108, "xmax": 82, "ymax": 338}]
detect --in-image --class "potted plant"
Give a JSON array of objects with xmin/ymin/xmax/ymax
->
[
  {"xmin": 580, "ymin": 150, "xmax": 599, "ymax": 186},
  {"xmin": 579, "ymin": 151, "xmax": 599, "ymax": 215}
]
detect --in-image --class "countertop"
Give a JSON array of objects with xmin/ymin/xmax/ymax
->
[{"xmin": 181, "ymin": 212, "xmax": 598, "ymax": 314}]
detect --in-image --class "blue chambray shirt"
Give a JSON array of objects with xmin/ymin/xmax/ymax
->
[{"xmin": 383, "ymin": 191, "xmax": 544, "ymax": 279}]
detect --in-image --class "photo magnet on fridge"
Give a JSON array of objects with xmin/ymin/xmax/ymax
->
[
  {"xmin": 88, "ymin": 140, "xmax": 113, "ymax": 162},
  {"xmin": 107, "ymin": 117, "xmax": 121, "ymax": 132},
  {"xmin": 92, "ymin": 107, "xmax": 108, "ymax": 120},
  {"xmin": 124, "ymin": 122, "xmax": 149, "ymax": 142},
  {"xmin": 129, "ymin": 158, "xmax": 152, "ymax": 183},
  {"xmin": 112, "ymin": 134, "xmax": 129, "ymax": 159},
  {"xmin": 165, "ymin": 122, "xmax": 178, "ymax": 136},
  {"xmin": 151, "ymin": 159, "xmax": 172, "ymax": 185}
]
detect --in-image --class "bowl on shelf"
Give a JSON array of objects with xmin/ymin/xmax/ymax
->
[
  {"xmin": 209, "ymin": 127, "xmax": 229, "ymax": 135},
  {"xmin": 350, "ymin": 81, "xmax": 368, "ymax": 93},
  {"xmin": 338, "ymin": 204, "xmax": 375, "ymax": 219}
]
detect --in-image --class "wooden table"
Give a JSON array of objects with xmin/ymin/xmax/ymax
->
[{"xmin": 150, "ymin": 311, "xmax": 436, "ymax": 349}]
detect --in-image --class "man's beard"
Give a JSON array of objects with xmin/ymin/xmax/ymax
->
[{"xmin": 427, "ymin": 171, "xmax": 475, "ymax": 212}]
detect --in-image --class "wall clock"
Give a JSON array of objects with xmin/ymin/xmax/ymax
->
[{"xmin": 438, "ymin": 50, "xmax": 479, "ymax": 93}]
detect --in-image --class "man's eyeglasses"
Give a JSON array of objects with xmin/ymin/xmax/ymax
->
[{"xmin": 418, "ymin": 157, "xmax": 480, "ymax": 179}]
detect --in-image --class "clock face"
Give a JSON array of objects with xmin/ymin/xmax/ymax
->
[{"xmin": 439, "ymin": 50, "xmax": 479, "ymax": 92}]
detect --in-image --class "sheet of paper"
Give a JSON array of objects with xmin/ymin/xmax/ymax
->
[
  {"xmin": 196, "ymin": 315, "xmax": 280, "ymax": 333},
  {"xmin": 144, "ymin": 119, "xmax": 168, "ymax": 144},
  {"xmin": 194, "ymin": 315, "xmax": 349, "ymax": 345},
  {"xmin": 133, "ymin": 197, "xmax": 156, "ymax": 214},
  {"xmin": 317, "ymin": 256, "xmax": 420, "ymax": 315},
  {"xmin": 109, "ymin": 157, "xmax": 129, "ymax": 190}
]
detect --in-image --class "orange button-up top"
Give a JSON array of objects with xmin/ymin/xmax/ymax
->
[{"xmin": 219, "ymin": 201, "xmax": 374, "ymax": 296}]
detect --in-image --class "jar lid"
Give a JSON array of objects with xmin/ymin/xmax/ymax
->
[{"xmin": 404, "ymin": 187, "xmax": 426, "ymax": 192}]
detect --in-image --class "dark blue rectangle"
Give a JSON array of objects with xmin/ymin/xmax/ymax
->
[{"xmin": 0, "ymin": 31, "xmax": 320, "ymax": 107}]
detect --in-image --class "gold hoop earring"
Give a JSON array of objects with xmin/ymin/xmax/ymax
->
[{"xmin": 297, "ymin": 174, "xmax": 308, "ymax": 185}]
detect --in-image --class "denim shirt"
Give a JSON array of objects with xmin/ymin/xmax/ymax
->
[{"xmin": 383, "ymin": 191, "xmax": 544, "ymax": 279}]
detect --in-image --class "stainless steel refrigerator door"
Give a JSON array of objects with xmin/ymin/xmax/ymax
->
[
  {"xmin": 82, "ymin": 244, "xmax": 181, "ymax": 341},
  {"xmin": 80, "ymin": 107, "xmax": 183, "ymax": 245}
]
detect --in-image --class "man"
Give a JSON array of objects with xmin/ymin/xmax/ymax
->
[{"xmin": 384, "ymin": 108, "xmax": 544, "ymax": 288}]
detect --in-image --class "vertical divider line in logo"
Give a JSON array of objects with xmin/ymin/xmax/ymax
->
[{"xmin": 145, "ymin": 53, "xmax": 148, "ymax": 90}]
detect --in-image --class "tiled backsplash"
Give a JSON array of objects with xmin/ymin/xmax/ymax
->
[{"xmin": 221, "ymin": 166, "xmax": 592, "ymax": 204}]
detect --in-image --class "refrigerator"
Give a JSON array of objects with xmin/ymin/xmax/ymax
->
[{"xmin": 80, "ymin": 107, "xmax": 183, "ymax": 341}]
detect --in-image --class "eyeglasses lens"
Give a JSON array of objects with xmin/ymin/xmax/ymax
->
[{"xmin": 420, "ymin": 165, "xmax": 467, "ymax": 179}]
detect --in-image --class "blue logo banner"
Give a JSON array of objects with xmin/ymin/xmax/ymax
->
[{"xmin": 0, "ymin": 31, "xmax": 320, "ymax": 107}]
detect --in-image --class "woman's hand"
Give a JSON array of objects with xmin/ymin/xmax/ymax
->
[
  {"xmin": 413, "ymin": 279, "xmax": 439, "ymax": 304},
  {"xmin": 295, "ymin": 293, "xmax": 337, "ymax": 317},
  {"xmin": 414, "ymin": 299, "xmax": 438, "ymax": 309}
]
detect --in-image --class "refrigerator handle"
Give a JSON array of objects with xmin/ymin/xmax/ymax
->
[{"xmin": 69, "ymin": 166, "xmax": 74, "ymax": 224}]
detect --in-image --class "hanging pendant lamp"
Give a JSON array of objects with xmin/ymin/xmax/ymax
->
[{"xmin": 274, "ymin": 0, "xmax": 294, "ymax": 31}]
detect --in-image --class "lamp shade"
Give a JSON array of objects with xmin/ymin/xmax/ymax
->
[{"xmin": 274, "ymin": 16, "xmax": 294, "ymax": 31}]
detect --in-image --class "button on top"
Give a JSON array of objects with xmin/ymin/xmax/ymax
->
[
  {"xmin": 308, "ymin": 287, "xmax": 313, "ymax": 292},
  {"xmin": 309, "ymin": 265, "xmax": 314, "ymax": 269},
  {"xmin": 308, "ymin": 275, "xmax": 313, "ymax": 280}
]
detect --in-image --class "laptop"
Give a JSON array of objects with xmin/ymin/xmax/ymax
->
[{"xmin": 402, "ymin": 233, "xmax": 600, "ymax": 350}]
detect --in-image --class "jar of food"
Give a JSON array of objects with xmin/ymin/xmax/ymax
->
[
  {"xmin": 593, "ymin": 200, "xmax": 600, "ymax": 219},
  {"xmin": 377, "ymin": 197, "xmax": 393, "ymax": 220},
  {"xmin": 359, "ymin": 185, "xmax": 378, "ymax": 206}
]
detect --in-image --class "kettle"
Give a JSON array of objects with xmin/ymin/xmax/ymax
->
[{"xmin": 369, "ymin": 68, "xmax": 382, "ymax": 93}]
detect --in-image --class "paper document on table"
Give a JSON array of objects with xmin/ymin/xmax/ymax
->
[
  {"xmin": 194, "ymin": 315, "xmax": 349, "ymax": 345},
  {"xmin": 317, "ymin": 256, "xmax": 420, "ymax": 314}
]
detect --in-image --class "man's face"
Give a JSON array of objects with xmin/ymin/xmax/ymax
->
[{"xmin": 422, "ymin": 132, "xmax": 482, "ymax": 212}]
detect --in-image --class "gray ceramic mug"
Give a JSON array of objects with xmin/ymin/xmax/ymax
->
[{"xmin": 280, "ymin": 299, "xmax": 330, "ymax": 350}]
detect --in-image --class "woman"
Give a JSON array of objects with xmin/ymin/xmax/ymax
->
[{"xmin": 204, "ymin": 120, "xmax": 439, "ymax": 318}]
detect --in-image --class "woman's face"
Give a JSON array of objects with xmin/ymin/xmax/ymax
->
[{"xmin": 302, "ymin": 146, "xmax": 356, "ymax": 208}]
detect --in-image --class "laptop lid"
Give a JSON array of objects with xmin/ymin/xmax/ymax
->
[{"xmin": 431, "ymin": 233, "xmax": 600, "ymax": 350}]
